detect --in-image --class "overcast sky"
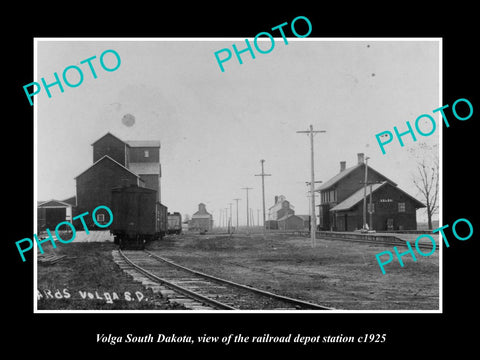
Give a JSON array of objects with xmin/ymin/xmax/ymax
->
[{"xmin": 36, "ymin": 38, "xmax": 440, "ymax": 225}]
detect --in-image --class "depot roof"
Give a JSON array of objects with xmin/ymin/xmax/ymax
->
[
  {"xmin": 330, "ymin": 181, "xmax": 425, "ymax": 211},
  {"xmin": 316, "ymin": 163, "xmax": 397, "ymax": 192}
]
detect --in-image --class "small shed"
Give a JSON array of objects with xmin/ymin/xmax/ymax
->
[
  {"xmin": 37, "ymin": 199, "xmax": 73, "ymax": 232},
  {"xmin": 265, "ymin": 220, "xmax": 278, "ymax": 230},
  {"xmin": 296, "ymin": 215, "xmax": 311, "ymax": 230},
  {"xmin": 277, "ymin": 214, "xmax": 304, "ymax": 231}
]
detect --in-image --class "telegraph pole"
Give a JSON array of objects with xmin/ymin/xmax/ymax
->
[
  {"xmin": 228, "ymin": 203, "xmax": 232, "ymax": 234},
  {"xmin": 359, "ymin": 178, "xmax": 383, "ymax": 231},
  {"xmin": 297, "ymin": 125, "xmax": 326, "ymax": 247},
  {"xmin": 225, "ymin": 207, "xmax": 228, "ymax": 230},
  {"xmin": 369, "ymin": 184, "xmax": 373, "ymax": 230},
  {"xmin": 233, "ymin": 198, "xmax": 241, "ymax": 231},
  {"xmin": 241, "ymin": 187, "xmax": 253, "ymax": 228},
  {"xmin": 218, "ymin": 209, "xmax": 222, "ymax": 230},
  {"xmin": 255, "ymin": 159, "xmax": 271, "ymax": 232},
  {"xmin": 306, "ymin": 180, "xmax": 322, "ymax": 231},
  {"xmin": 363, "ymin": 156, "xmax": 370, "ymax": 230}
]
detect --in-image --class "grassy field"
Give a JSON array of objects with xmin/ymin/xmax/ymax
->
[
  {"xmin": 36, "ymin": 242, "xmax": 184, "ymax": 310},
  {"xmin": 149, "ymin": 233, "xmax": 440, "ymax": 310}
]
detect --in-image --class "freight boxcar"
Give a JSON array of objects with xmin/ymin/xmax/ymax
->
[
  {"xmin": 167, "ymin": 212, "xmax": 182, "ymax": 235},
  {"xmin": 110, "ymin": 185, "xmax": 167, "ymax": 249}
]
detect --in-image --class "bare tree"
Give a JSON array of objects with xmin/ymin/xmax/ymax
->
[{"xmin": 408, "ymin": 143, "xmax": 439, "ymax": 230}]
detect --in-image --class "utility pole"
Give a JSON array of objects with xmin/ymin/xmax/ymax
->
[
  {"xmin": 241, "ymin": 187, "xmax": 253, "ymax": 228},
  {"xmin": 228, "ymin": 203, "xmax": 232, "ymax": 234},
  {"xmin": 362, "ymin": 156, "xmax": 370, "ymax": 231},
  {"xmin": 369, "ymin": 184, "xmax": 373, "ymax": 230},
  {"xmin": 359, "ymin": 179, "xmax": 383, "ymax": 231},
  {"xmin": 297, "ymin": 125, "xmax": 326, "ymax": 247},
  {"xmin": 255, "ymin": 159, "xmax": 271, "ymax": 233},
  {"xmin": 306, "ymin": 180, "xmax": 322, "ymax": 231},
  {"xmin": 233, "ymin": 198, "xmax": 241, "ymax": 231},
  {"xmin": 225, "ymin": 207, "xmax": 228, "ymax": 230}
]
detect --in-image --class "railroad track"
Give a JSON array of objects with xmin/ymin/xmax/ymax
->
[
  {"xmin": 113, "ymin": 249, "xmax": 332, "ymax": 311},
  {"xmin": 270, "ymin": 231, "xmax": 437, "ymax": 251},
  {"xmin": 220, "ymin": 231, "xmax": 437, "ymax": 251},
  {"xmin": 315, "ymin": 235, "xmax": 438, "ymax": 251}
]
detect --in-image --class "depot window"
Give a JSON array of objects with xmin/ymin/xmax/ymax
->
[
  {"xmin": 144, "ymin": 150, "xmax": 149, "ymax": 158},
  {"xmin": 97, "ymin": 213, "xmax": 105, "ymax": 222},
  {"xmin": 398, "ymin": 202, "xmax": 406, "ymax": 212}
]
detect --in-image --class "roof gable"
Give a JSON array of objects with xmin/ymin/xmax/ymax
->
[
  {"xmin": 38, "ymin": 199, "xmax": 72, "ymax": 208},
  {"xmin": 278, "ymin": 214, "xmax": 302, "ymax": 222},
  {"xmin": 297, "ymin": 215, "xmax": 311, "ymax": 221},
  {"xmin": 91, "ymin": 132, "xmax": 127, "ymax": 147},
  {"xmin": 330, "ymin": 182, "xmax": 425, "ymax": 211},
  {"xmin": 74, "ymin": 155, "xmax": 141, "ymax": 180},
  {"xmin": 316, "ymin": 163, "xmax": 361, "ymax": 191},
  {"xmin": 193, "ymin": 203, "xmax": 211, "ymax": 216},
  {"xmin": 316, "ymin": 163, "xmax": 397, "ymax": 191}
]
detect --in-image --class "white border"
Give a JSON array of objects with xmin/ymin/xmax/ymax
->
[{"xmin": 33, "ymin": 37, "xmax": 443, "ymax": 314}]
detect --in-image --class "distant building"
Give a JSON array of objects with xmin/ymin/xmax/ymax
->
[
  {"xmin": 37, "ymin": 199, "xmax": 73, "ymax": 233},
  {"xmin": 268, "ymin": 195, "xmax": 295, "ymax": 221},
  {"xmin": 266, "ymin": 196, "xmax": 310, "ymax": 231},
  {"xmin": 189, "ymin": 203, "xmax": 213, "ymax": 233},
  {"xmin": 265, "ymin": 220, "xmax": 278, "ymax": 230},
  {"xmin": 277, "ymin": 214, "xmax": 304, "ymax": 231},
  {"xmin": 316, "ymin": 153, "xmax": 425, "ymax": 231},
  {"xmin": 297, "ymin": 215, "xmax": 311, "ymax": 230}
]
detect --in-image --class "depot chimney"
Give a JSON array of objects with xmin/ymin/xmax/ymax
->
[
  {"xmin": 340, "ymin": 161, "xmax": 346, "ymax": 172},
  {"xmin": 357, "ymin": 153, "xmax": 365, "ymax": 164}
]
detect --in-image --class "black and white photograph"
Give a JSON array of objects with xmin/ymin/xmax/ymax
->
[
  {"xmin": 33, "ymin": 38, "xmax": 441, "ymax": 313},
  {"xmin": 7, "ymin": 7, "xmax": 478, "ymax": 355}
]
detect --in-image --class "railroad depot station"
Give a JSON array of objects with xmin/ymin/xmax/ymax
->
[{"xmin": 316, "ymin": 153, "xmax": 425, "ymax": 231}]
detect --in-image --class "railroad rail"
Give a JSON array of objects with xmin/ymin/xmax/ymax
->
[
  {"xmin": 114, "ymin": 249, "xmax": 332, "ymax": 311},
  {"xmin": 258, "ymin": 230, "xmax": 437, "ymax": 251},
  {"xmin": 314, "ymin": 232, "xmax": 437, "ymax": 251}
]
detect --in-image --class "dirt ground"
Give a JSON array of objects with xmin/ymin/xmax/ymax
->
[
  {"xmin": 148, "ymin": 233, "xmax": 440, "ymax": 311},
  {"xmin": 36, "ymin": 242, "xmax": 184, "ymax": 310}
]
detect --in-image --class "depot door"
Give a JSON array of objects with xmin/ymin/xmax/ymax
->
[
  {"xmin": 46, "ymin": 208, "xmax": 66, "ymax": 229},
  {"xmin": 387, "ymin": 218, "xmax": 394, "ymax": 231}
]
